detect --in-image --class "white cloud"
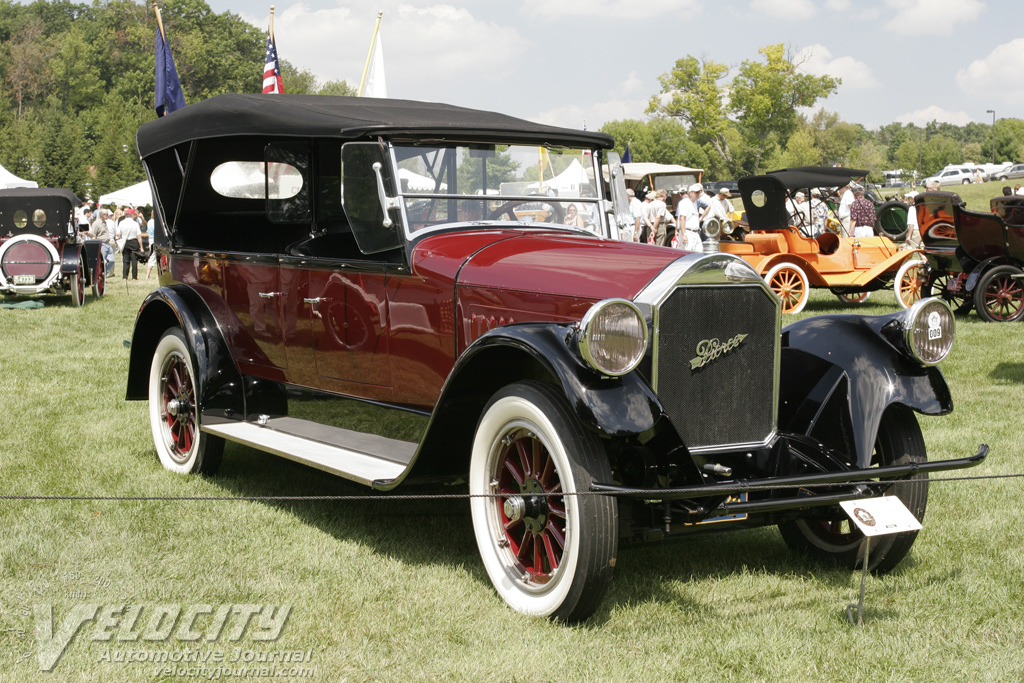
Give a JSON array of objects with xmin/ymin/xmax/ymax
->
[
  {"xmin": 795, "ymin": 45, "xmax": 878, "ymax": 89},
  {"xmin": 520, "ymin": 0, "xmax": 698, "ymax": 20},
  {"xmin": 749, "ymin": 0, "xmax": 818, "ymax": 20},
  {"xmin": 530, "ymin": 99, "xmax": 649, "ymax": 131},
  {"xmin": 824, "ymin": 0, "xmax": 850, "ymax": 9},
  {"xmin": 895, "ymin": 105, "xmax": 974, "ymax": 127},
  {"xmin": 882, "ymin": 0, "xmax": 984, "ymax": 35},
  {"xmin": 240, "ymin": 4, "xmax": 529, "ymax": 96},
  {"xmin": 620, "ymin": 71, "xmax": 645, "ymax": 96},
  {"xmin": 956, "ymin": 38, "xmax": 1024, "ymax": 108}
]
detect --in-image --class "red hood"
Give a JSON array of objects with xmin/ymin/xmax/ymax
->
[{"xmin": 412, "ymin": 229, "xmax": 682, "ymax": 300}]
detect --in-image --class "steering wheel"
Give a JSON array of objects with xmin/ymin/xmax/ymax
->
[{"xmin": 485, "ymin": 197, "xmax": 566, "ymax": 224}]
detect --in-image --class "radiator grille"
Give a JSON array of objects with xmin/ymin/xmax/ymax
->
[{"xmin": 655, "ymin": 284, "xmax": 778, "ymax": 450}]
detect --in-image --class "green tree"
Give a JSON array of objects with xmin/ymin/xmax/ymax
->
[
  {"xmin": 317, "ymin": 79, "xmax": 357, "ymax": 97},
  {"xmin": 993, "ymin": 118, "xmax": 1024, "ymax": 163}
]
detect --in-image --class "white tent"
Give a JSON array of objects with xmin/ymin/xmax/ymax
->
[
  {"xmin": 0, "ymin": 162, "xmax": 37, "ymax": 189},
  {"xmin": 98, "ymin": 180, "xmax": 152, "ymax": 207},
  {"xmin": 527, "ymin": 158, "xmax": 592, "ymax": 197},
  {"xmin": 398, "ymin": 168, "xmax": 445, "ymax": 191}
]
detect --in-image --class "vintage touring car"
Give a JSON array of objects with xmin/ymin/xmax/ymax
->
[
  {"xmin": 126, "ymin": 94, "xmax": 985, "ymax": 621},
  {"xmin": 0, "ymin": 187, "xmax": 105, "ymax": 305}
]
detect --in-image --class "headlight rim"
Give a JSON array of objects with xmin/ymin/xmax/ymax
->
[
  {"xmin": 578, "ymin": 298, "xmax": 649, "ymax": 377},
  {"xmin": 902, "ymin": 296, "xmax": 955, "ymax": 366}
]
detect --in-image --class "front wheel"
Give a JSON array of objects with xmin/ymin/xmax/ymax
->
[
  {"xmin": 778, "ymin": 404, "xmax": 928, "ymax": 573},
  {"xmin": 70, "ymin": 261, "xmax": 84, "ymax": 307},
  {"xmin": 148, "ymin": 328, "xmax": 224, "ymax": 474},
  {"xmin": 469, "ymin": 380, "xmax": 616, "ymax": 621},
  {"xmin": 973, "ymin": 264, "xmax": 1024, "ymax": 322},
  {"xmin": 92, "ymin": 258, "xmax": 105, "ymax": 299},
  {"xmin": 894, "ymin": 260, "xmax": 925, "ymax": 309},
  {"xmin": 764, "ymin": 262, "xmax": 809, "ymax": 314},
  {"xmin": 926, "ymin": 271, "xmax": 971, "ymax": 314},
  {"xmin": 836, "ymin": 291, "xmax": 870, "ymax": 305}
]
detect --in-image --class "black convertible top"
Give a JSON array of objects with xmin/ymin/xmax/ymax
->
[
  {"xmin": 0, "ymin": 187, "xmax": 82, "ymax": 205},
  {"xmin": 136, "ymin": 94, "xmax": 614, "ymax": 158},
  {"xmin": 765, "ymin": 166, "xmax": 869, "ymax": 190}
]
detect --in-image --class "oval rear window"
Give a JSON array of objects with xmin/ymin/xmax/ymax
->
[{"xmin": 210, "ymin": 161, "xmax": 304, "ymax": 200}]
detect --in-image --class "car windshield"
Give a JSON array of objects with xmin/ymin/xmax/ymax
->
[{"xmin": 393, "ymin": 144, "xmax": 603, "ymax": 234}]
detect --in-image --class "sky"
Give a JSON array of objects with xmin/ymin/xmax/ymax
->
[{"xmin": 200, "ymin": 0, "xmax": 1022, "ymax": 134}]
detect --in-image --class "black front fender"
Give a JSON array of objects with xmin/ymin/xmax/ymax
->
[
  {"xmin": 125, "ymin": 285, "xmax": 244, "ymax": 423},
  {"xmin": 780, "ymin": 312, "xmax": 952, "ymax": 468},
  {"xmin": 445, "ymin": 323, "xmax": 663, "ymax": 437}
]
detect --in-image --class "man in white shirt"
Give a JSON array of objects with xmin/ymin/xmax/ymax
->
[
  {"xmin": 904, "ymin": 191, "xmax": 922, "ymax": 248},
  {"xmin": 626, "ymin": 188, "xmax": 644, "ymax": 241},
  {"xmin": 707, "ymin": 187, "xmax": 735, "ymax": 223},
  {"xmin": 117, "ymin": 208, "xmax": 143, "ymax": 280},
  {"xmin": 675, "ymin": 184, "xmax": 703, "ymax": 251},
  {"xmin": 837, "ymin": 183, "xmax": 855, "ymax": 236}
]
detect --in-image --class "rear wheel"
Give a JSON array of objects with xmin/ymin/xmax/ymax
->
[
  {"xmin": 836, "ymin": 291, "xmax": 870, "ymax": 304},
  {"xmin": 764, "ymin": 262, "xmax": 809, "ymax": 314},
  {"xmin": 148, "ymin": 328, "xmax": 224, "ymax": 474},
  {"xmin": 973, "ymin": 264, "xmax": 1024, "ymax": 323},
  {"xmin": 91, "ymin": 258, "xmax": 105, "ymax": 299},
  {"xmin": 926, "ymin": 271, "xmax": 971, "ymax": 314},
  {"xmin": 895, "ymin": 260, "xmax": 925, "ymax": 309},
  {"xmin": 778, "ymin": 404, "xmax": 928, "ymax": 572},
  {"xmin": 469, "ymin": 380, "xmax": 616, "ymax": 621}
]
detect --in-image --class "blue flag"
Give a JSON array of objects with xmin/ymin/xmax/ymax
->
[
  {"xmin": 155, "ymin": 27, "xmax": 186, "ymax": 117},
  {"xmin": 621, "ymin": 143, "xmax": 632, "ymax": 164}
]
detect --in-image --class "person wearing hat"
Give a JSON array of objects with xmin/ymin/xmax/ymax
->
[
  {"xmin": 808, "ymin": 187, "xmax": 827, "ymax": 237},
  {"xmin": 625, "ymin": 188, "xmax": 644, "ymax": 241},
  {"xmin": 674, "ymin": 183, "xmax": 703, "ymax": 251},
  {"xmin": 646, "ymin": 189, "xmax": 674, "ymax": 246},
  {"xmin": 707, "ymin": 186, "xmax": 735, "ymax": 224}
]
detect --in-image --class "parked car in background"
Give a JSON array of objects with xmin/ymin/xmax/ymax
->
[
  {"xmin": 996, "ymin": 163, "xmax": 1024, "ymax": 181},
  {"xmin": 126, "ymin": 94, "xmax": 985, "ymax": 622},
  {"xmin": 921, "ymin": 167, "xmax": 976, "ymax": 187},
  {"xmin": 0, "ymin": 187, "xmax": 105, "ymax": 305}
]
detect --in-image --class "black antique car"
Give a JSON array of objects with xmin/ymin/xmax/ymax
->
[
  {"xmin": 0, "ymin": 187, "xmax": 105, "ymax": 305},
  {"xmin": 126, "ymin": 94, "xmax": 985, "ymax": 621},
  {"xmin": 917, "ymin": 193, "xmax": 1024, "ymax": 322}
]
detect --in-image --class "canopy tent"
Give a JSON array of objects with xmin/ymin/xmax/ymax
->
[
  {"xmin": 398, "ymin": 168, "xmax": 446, "ymax": 192},
  {"xmin": 0, "ymin": 163, "xmax": 38, "ymax": 189},
  {"xmin": 98, "ymin": 180, "xmax": 152, "ymax": 207},
  {"xmin": 528, "ymin": 158, "xmax": 592, "ymax": 197}
]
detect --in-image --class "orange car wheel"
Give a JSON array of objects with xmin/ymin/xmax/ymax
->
[
  {"xmin": 764, "ymin": 263, "xmax": 809, "ymax": 314},
  {"xmin": 895, "ymin": 260, "xmax": 926, "ymax": 310},
  {"xmin": 836, "ymin": 291, "xmax": 870, "ymax": 304}
]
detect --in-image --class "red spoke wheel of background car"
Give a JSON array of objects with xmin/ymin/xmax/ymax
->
[
  {"xmin": 973, "ymin": 265, "xmax": 1024, "ymax": 323},
  {"xmin": 835, "ymin": 291, "xmax": 870, "ymax": 305},
  {"xmin": 70, "ymin": 260, "xmax": 84, "ymax": 307},
  {"xmin": 894, "ymin": 260, "xmax": 926, "ymax": 310},
  {"xmin": 764, "ymin": 263, "xmax": 809, "ymax": 314},
  {"xmin": 925, "ymin": 272, "xmax": 972, "ymax": 314},
  {"xmin": 92, "ymin": 257, "xmax": 105, "ymax": 299},
  {"xmin": 470, "ymin": 380, "xmax": 616, "ymax": 621},
  {"xmin": 777, "ymin": 404, "xmax": 928, "ymax": 573},
  {"xmin": 148, "ymin": 328, "xmax": 223, "ymax": 474}
]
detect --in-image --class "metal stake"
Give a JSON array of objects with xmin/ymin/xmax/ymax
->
[{"xmin": 846, "ymin": 536, "xmax": 871, "ymax": 627}]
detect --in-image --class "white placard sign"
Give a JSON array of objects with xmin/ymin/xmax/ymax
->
[{"xmin": 839, "ymin": 497, "xmax": 923, "ymax": 537}]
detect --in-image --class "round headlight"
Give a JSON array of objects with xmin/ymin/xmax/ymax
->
[
  {"xmin": 722, "ymin": 220, "xmax": 735, "ymax": 235},
  {"xmin": 704, "ymin": 217, "xmax": 722, "ymax": 239},
  {"xmin": 578, "ymin": 299, "xmax": 648, "ymax": 376},
  {"xmin": 903, "ymin": 297, "xmax": 955, "ymax": 365}
]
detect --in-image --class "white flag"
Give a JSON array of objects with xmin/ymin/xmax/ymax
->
[{"xmin": 363, "ymin": 33, "xmax": 387, "ymax": 98}]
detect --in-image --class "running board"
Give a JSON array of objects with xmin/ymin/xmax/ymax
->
[{"xmin": 202, "ymin": 420, "xmax": 416, "ymax": 486}]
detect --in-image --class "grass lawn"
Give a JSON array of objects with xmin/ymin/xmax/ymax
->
[{"xmin": 1, "ymin": 264, "xmax": 1023, "ymax": 682}]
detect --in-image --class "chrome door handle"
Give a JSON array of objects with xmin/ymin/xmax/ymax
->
[
  {"xmin": 303, "ymin": 297, "xmax": 329, "ymax": 304},
  {"xmin": 258, "ymin": 292, "xmax": 280, "ymax": 299}
]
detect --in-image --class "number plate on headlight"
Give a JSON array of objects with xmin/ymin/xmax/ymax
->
[{"xmin": 13, "ymin": 274, "xmax": 34, "ymax": 285}]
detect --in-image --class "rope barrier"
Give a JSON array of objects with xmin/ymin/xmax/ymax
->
[{"xmin": 1, "ymin": 472, "xmax": 1021, "ymax": 502}]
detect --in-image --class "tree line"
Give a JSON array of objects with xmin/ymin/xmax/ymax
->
[
  {"xmin": 0, "ymin": 4, "xmax": 1018, "ymax": 197},
  {"xmin": 602, "ymin": 43, "xmax": 1024, "ymax": 183},
  {"xmin": 0, "ymin": 0, "xmax": 354, "ymax": 200}
]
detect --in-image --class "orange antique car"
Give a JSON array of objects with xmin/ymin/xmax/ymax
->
[{"xmin": 716, "ymin": 170, "xmax": 925, "ymax": 313}]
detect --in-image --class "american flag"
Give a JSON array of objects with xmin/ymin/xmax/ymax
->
[{"xmin": 262, "ymin": 30, "xmax": 284, "ymax": 94}]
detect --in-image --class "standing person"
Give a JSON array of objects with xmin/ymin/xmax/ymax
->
[
  {"xmin": 904, "ymin": 191, "xmax": 922, "ymax": 249},
  {"xmin": 626, "ymin": 188, "xmax": 644, "ymax": 241},
  {"xmin": 849, "ymin": 184, "xmax": 876, "ymax": 238},
  {"xmin": 118, "ymin": 208, "xmax": 143, "ymax": 280},
  {"xmin": 693, "ymin": 184, "xmax": 711, "ymax": 229},
  {"xmin": 647, "ymin": 189, "xmax": 673, "ymax": 246},
  {"xmin": 837, "ymin": 183, "xmax": 855, "ymax": 236},
  {"xmin": 145, "ymin": 210, "xmax": 159, "ymax": 279},
  {"xmin": 89, "ymin": 209, "xmax": 116, "ymax": 276},
  {"xmin": 636, "ymin": 191, "xmax": 654, "ymax": 243},
  {"xmin": 808, "ymin": 188, "xmax": 827, "ymax": 237},
  {"xmin": 675, "ymin": 184, "xmax": 702, "ymax": 251},
  {"xmin": 707, "ymin": 186, "xmax": 735, "ymax": 223}
]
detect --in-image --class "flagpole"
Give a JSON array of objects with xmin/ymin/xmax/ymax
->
[
  {"xmin": 153, "ymin": 0, "xmax": 166, "ymax": 43},
  {"xmin": 269, "ymin": 5, "xmax": 275, "ymax": 42},
  {"xmin": 358, "ymin": 11, "xmax": 383, "ymax": 97}
]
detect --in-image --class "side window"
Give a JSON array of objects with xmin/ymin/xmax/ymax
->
[
  {"xmin": 267, "ymin": 142, "xmax": 311, "ymax": 223},
  {"xmin": 340, "ymin": 142, "xmax": 404, "ymax": 255}
]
